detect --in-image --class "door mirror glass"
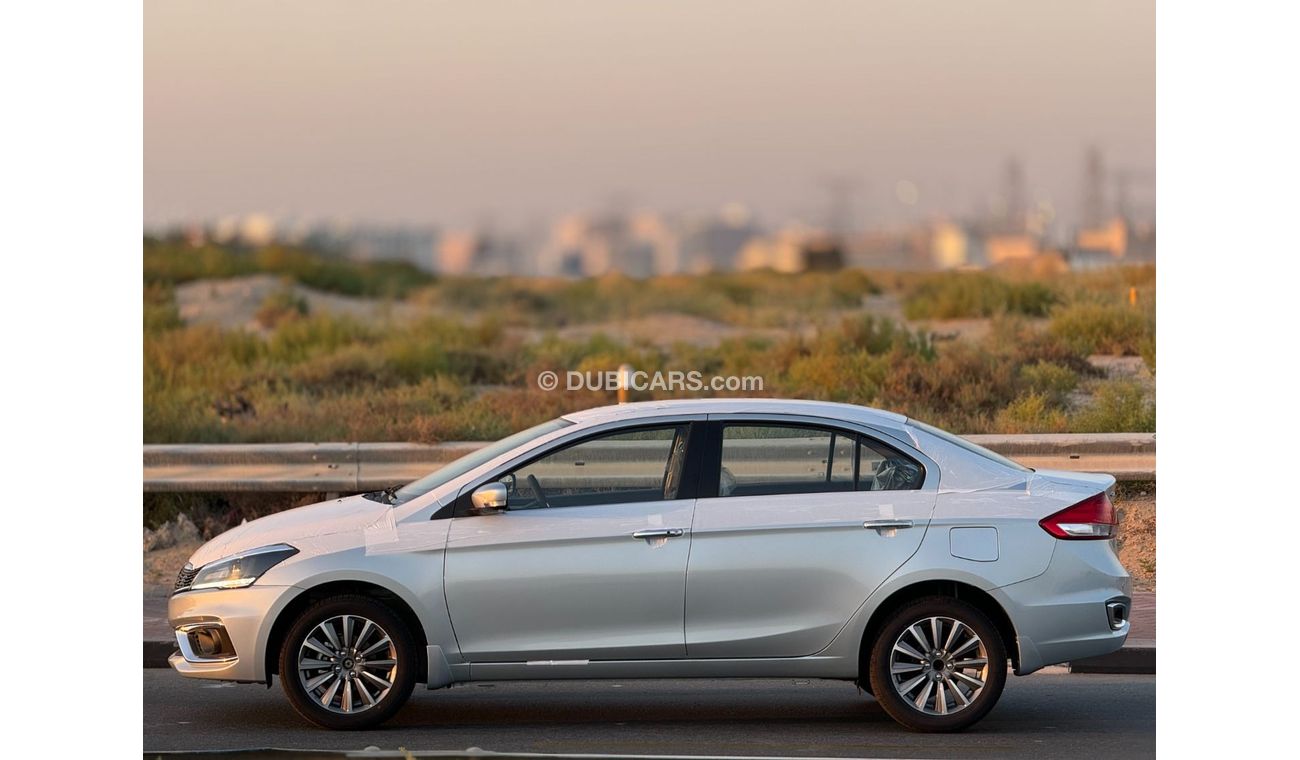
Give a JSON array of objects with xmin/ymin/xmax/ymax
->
[{"xmin": 470, "ymin": 482, "xmax": 509, "ymax": 514}]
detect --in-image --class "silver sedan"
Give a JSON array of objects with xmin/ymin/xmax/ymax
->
[{"xmin": 168, "ymin": 398, "xmax": 1130, "ymax": 732}]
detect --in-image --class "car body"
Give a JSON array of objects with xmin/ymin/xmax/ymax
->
[{"xmin": 168, "ymin": 398, "xmax": 1130, "ymax": 731}]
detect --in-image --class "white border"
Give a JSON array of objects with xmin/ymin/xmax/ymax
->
[
  {"xmin": 2, "ymin": 0, "xmax": 143, "ymax": 754},
  {"xmin": 1159, "ymin": 0, "xmax": 1300, "ymax": 755}
]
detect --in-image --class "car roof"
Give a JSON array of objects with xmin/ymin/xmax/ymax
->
[{"xmin": 562, "ymin": 398, "xmax": 909, "ymax": 429}]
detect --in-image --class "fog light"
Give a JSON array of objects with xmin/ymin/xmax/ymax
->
[
  {"xmin": 176, "ymin": 623, "xmax": 236, "ymax": 662},
  {"xmin": 193, "ymin": 629, "xmax": 222, "ymax": 657}
]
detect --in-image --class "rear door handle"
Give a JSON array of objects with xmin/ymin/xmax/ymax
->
[
  {"xmin": 632, "ymin": 528, "xmax": 685, "ymax": 540},
  {"xmin": 864, "ymin": 519, "xmax": 914, "ymax": 533}
]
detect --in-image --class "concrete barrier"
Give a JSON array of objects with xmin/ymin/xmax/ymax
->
[{"xmin": 143, "ymin": 433, "xmax": 1154, "ymax": 493}]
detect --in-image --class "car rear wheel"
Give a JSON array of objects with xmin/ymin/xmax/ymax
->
[
  {"xmin": 867, "ymin": 596, "xmax": 1007, "ymax": 732},
  {"xmin": 279, "ymin": 595, "xmax": 418, "ymax": 729}
]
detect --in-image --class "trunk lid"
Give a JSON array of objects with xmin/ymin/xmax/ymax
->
[{"xmin": 1029, "ymin": 468, "xmax": 1117, "ymax": 493}]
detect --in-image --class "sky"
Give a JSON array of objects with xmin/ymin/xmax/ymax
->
[{"xmin": 144, "ymin": 0, "xmax": 1154, "ymax": 233}]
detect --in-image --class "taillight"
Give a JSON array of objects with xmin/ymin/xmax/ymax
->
[{"xmin": 1039, "ymin": 492, "xmax": 1117, "ymax": 540}]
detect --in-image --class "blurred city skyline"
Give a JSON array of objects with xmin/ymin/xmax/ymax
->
[{"xmin": 145, "ymin": 0, "xmax": 1154, "ymax": 236}]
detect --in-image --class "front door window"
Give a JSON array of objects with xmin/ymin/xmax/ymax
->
[{"xmin": 504, "ymin": 425, "xmax": 687, "ymax": 509}]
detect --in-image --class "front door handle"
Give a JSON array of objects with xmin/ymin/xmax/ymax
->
[
  {"xmin": 632, "ymin": 528, "xmax": 685, "ymax": 540},
  {"xmin": 864, "ymin": 519, "xmax": 914, "ymax": 533}
]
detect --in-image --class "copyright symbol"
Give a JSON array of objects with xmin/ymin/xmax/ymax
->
[{"xmin": 537, "ymin": 370, "xmax": 559, "ymax": 391}]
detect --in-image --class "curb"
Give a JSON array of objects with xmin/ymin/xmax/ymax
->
[
  {"xmin": 145, "ymin": 640, "xmax": 175, "ymax": 669},
  {"xmin": 1068, "ymin": 644, "xmax": 1155, "ymax": 674}
]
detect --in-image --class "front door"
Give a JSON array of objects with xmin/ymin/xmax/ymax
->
[
  {"xmin": 684, "ymin": 420, "xmax": 936, "ymax": 658},
  {"xmin": 444, "ymin": 423, "xmax": 697, "ymax": 662}
]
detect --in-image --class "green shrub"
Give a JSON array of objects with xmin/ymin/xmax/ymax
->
[
  {"xmin": 839, "ymin": 314, "xmax": 935, "ymax": 357},
  {"xmin": 903, "ymin": 273, "xmax": 1058, "ymax": 320},
  {"xmin": 1066, "ymin": 263, "xmax": 1156, "ymax": 294},
  {"xmin": 1019, "ymin": 360, "xmax": 1079, "ymax": 404},
  {"xmin": 266, "ymin": 313, "xmax": 374, "ymax": 363},
  {"xmin": 411, "ymin": 269, "xmax": 880, "ymax": 329},
  {"xmin": 144, "ymin": 241, "xmax": 256, "ymax": 283},
  {"xmin": 254, "ymin": 286, "xmax": 309, "ymax": 329},
  {"xmin": 288, "ymin": 345, "xmax": 401, "ymax": 390},
  {"xmin": 144, "ymin": 283, "xmax": 182, "ymax": 333},
  {"xmin": 780, "ymin": 349, "xmax": 883, "ymax": 403},
  {"xmin": 144, "ymin": 239, "xmax": 433, "ymax": 298},
  {"xmin": 1049, "ymin": 302, "xmax": 1152, "ymax": 355},
  {"xmin": 1005, "ymin": 281, "xmax": 1057, "ymax": 316},
  {"xmin": 1071, "ymin": 380, "xmax": 1155, "ymax": 433},
  {"xmin": 877, "ymin": 342, "xmax": 1015, "ymax": 431},
  {"xmin": 995, "ymin": 392, "xmax": 1069, "ymax": 433}
]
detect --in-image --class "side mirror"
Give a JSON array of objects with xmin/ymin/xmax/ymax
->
[{"xmin": 470, "ymin": 482, "xmax": 509, "ymax": 514}]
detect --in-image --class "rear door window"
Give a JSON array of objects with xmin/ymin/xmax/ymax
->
[{"xmin": 716, "ymin": 423, "xmax": 923, "ymax": 497}]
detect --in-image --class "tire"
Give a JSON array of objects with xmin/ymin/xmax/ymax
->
[
  {"xmin": 279, "ymin": 594, "xmax": 418, "ymax": 730},
  {"xmin": 867, "ymin": 596, "xmax": 1007, "ymax": 732}
]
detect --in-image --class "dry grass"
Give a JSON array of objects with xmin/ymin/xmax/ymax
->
[
  {"xmin": 143, "ymin": 539, "xmax": 202, "ymax": 592},
  {"xmin": 1115, "ymin": 484, "xmax": 1156, "ymax": 591},
  {"xmin": 145, "ymin": 243, "xmax": 1154, "ymax": 442}
]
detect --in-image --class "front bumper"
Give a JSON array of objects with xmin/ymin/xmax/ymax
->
[
  {"xmin": 167, "ymin": 585, "xmax": 296, "ymax": 683},
  {"xmin": 993, "ymin": 540, "xmax": 1132, "ymax": 674}
]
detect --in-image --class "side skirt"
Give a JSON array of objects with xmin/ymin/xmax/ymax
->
[{"xmin": 443, "ymin": 655, "xmax": 854, "ymax": 684}]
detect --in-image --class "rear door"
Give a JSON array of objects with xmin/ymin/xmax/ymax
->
[
  {"xmin": 684, "ymin": 417, "xmax": 937, "ymax": 658},
  {"xmin": 444, "ymin": 420, "xmax": 701, "ymax": 662}
]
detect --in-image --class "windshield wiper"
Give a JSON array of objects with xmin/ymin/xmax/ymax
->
[{"xmin": 362, "ymin": 486, "xmax": 400, "ymax": 505}]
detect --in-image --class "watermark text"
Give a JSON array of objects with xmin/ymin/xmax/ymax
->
[{"xmin": 537, "ymin": 369, "xmax": 764, "ymax": 393}]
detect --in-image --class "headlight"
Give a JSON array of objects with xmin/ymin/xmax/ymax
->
[{"xmin": 189, "ymin": 544, "xmax": 298, "ymax": 591}]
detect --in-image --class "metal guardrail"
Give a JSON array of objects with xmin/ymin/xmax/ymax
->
[{"xmin": 143, "ymin": 434, "xmax": 1154, "ymax": 492}]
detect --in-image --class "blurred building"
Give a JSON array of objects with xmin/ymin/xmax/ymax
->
[
  {"xmin": 151, "ymin": 161, "xmax": 1153, "ymax": 277},
  {"xmin": 736, "ymin": 224, "xmax": 817, "ymax": 273},
  {"xmin": 438, "ymin": 230, "xmax": 522, "ymax": 276},
  {"xmin": 342, "ymin": 226, "xmax": 440, "ymax": 271},
  {"xmin": 983, "ymin": 233, "xmax": 1042, "ymax": 266},
  {"xmin": 843, "ymin": 227, "xmax": 934, "ymax": 270},
  {"xmin": 676, "ymin": 207, "xmax": 764, "ymax": 274},
  {"xmin": 237, "ymin": 214, "xmax": 277, "ymax": 247},
  {"xmin": 1073, "ymin": 217, "xmax": 1156, "ymax": 266},
  {"xmin": 930, "ymin": 222, "xmax": 975, "ymax": 269},
  {"xmin": 437, "ymin": 231, "xmax": 479, "ymax": 275},
  {"xmin": 536, "ymin": 212, "xmax": 679, "ymax": 278}
]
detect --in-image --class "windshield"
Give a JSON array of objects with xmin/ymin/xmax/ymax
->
[
  {"xmin": 391, "ymin": 418, "xmax": 573, "ymax": 505},
  {"xmin": 907, "ymin": 419, "xmax": 1033, "ymax": 473}
]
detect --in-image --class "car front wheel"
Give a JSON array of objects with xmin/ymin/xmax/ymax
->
[
  {"xmin": 867, "ymin": 596, "xmax": 1007, "ymax": 732},
  {"xmin": 279, "ymin": 594, "xmax": 418, "ymax": 730}
]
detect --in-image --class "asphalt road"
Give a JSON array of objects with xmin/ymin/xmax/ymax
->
[{"xmin": 144, "ymin": 670, "xmax": 1154, "ymax": 758}]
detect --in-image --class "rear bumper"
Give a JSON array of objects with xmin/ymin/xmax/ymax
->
[
  {"xmin": 167, "ymin": 585, "xmax": 296, "ymax": 683},
  {"xmin": 993, "ymin": 541, "xmax": 1131, "ymax": 674}
]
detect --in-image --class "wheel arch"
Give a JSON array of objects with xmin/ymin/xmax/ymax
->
[
  {"xmin": 264, "ymin": 579, "xmax": 431, "ymax": 684},
  {"xmin": 857, "ymin": 579, "xmax": 1020, "ymax": 677}
]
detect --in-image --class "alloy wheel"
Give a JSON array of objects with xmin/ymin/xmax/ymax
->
[
  {"xmin": 296, "ymin": 614, "xmax": 398, "ymax": 714},
  {"xmin": 888, "ymin": 615, "xmax": 990, "ymax": 716}
]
